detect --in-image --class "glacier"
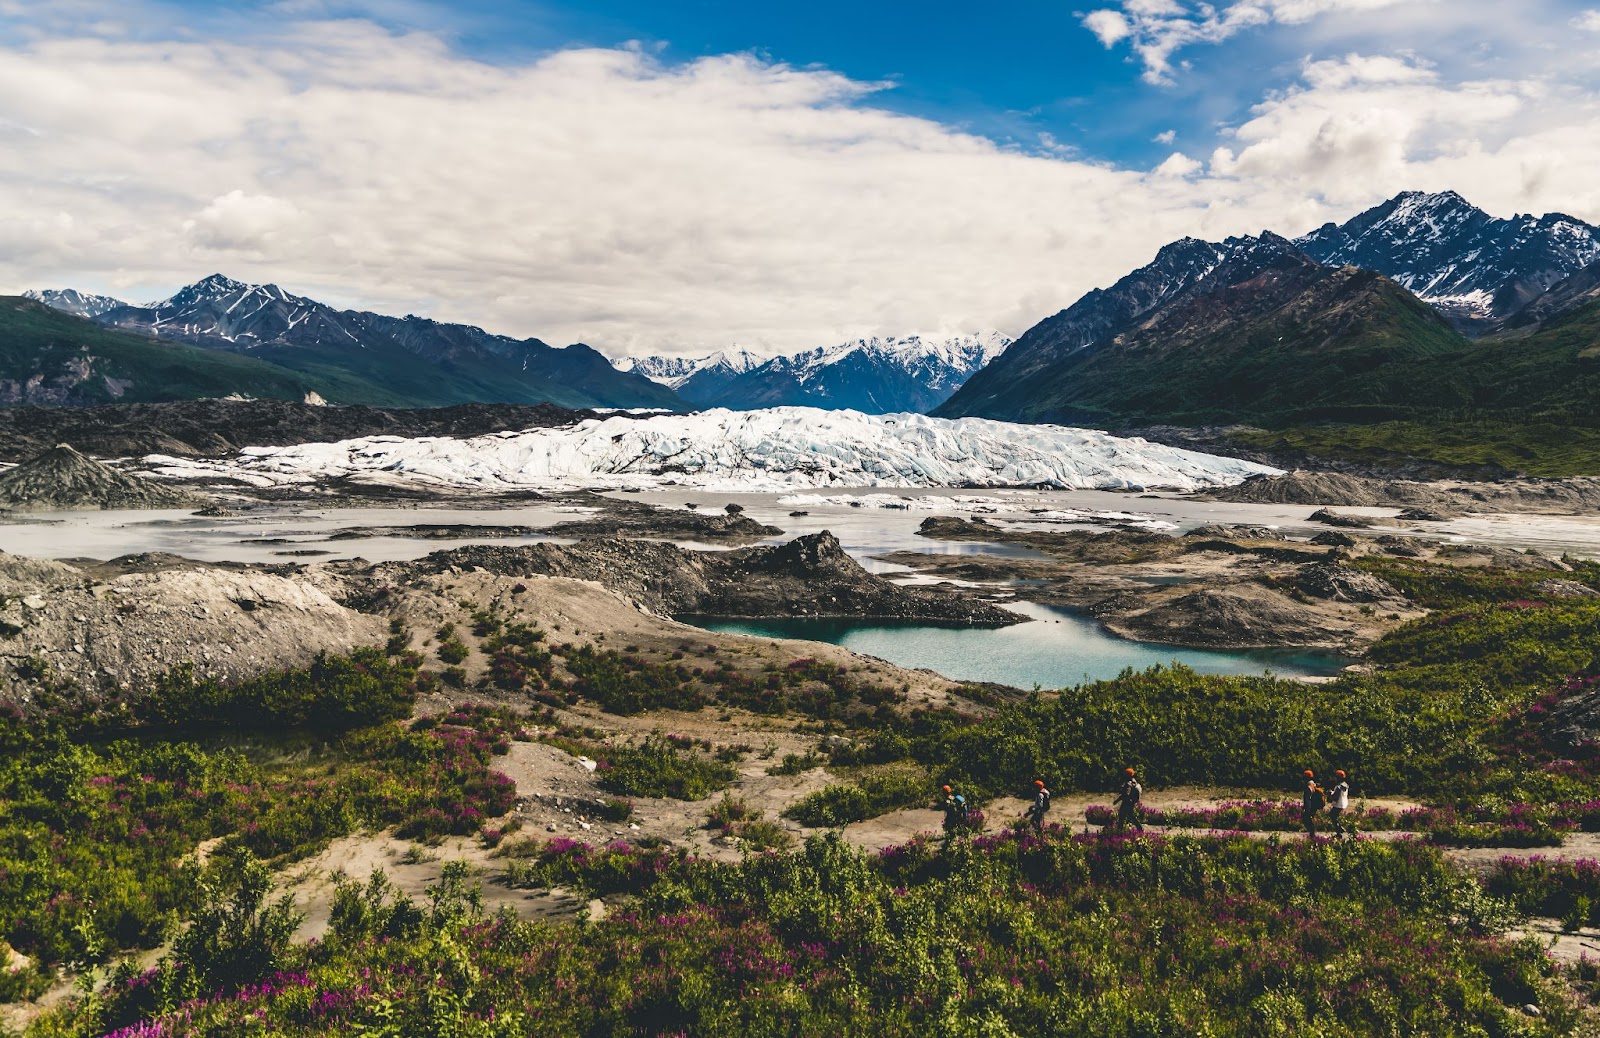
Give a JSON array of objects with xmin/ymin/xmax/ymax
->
[{"xmin": 145, "ymin": 407, "xmax": 1278, "ymax": 492}]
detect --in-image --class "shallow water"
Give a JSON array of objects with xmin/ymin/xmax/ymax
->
[
  {"xmin": 2, "ymin": 487, "xmax": 1594, "ymax": 688},
  {"xmin": 689, "ymin": 600, "xmax": 1348, "ymax": 688}
]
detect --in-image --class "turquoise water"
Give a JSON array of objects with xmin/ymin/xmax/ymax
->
[{"xmin": 690, "ymin": 601, "xmax": 1346, "ymax": 689}]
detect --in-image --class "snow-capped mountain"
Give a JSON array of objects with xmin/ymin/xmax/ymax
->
[
  {"xmin": 620, "ymin": 333, "xmax": 1011, "ymax": 413},
  {"xmin": 708, "ymin": 334, "xmax": 1011, "ymax": 413},
  {"xmin": 146, "ymin": 407, "xmax": 1276, "ymax": 493},
  {"xmin": 1296, "ymin": 190, "xmax": 1600, "ymax": 329},
  {"xmin": 615, "ymin": 349, "xmax": 763, "ymax": 401},
  {"xmin": 22, "ymin": 288, "xmax": 128, "ymax": 319},
  {"xmin": 61, "ymin": 274, "xmax": 680, "ymax": 410}
]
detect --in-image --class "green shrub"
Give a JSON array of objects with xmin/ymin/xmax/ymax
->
[
  {"xmin": 597, "ymin": 738, "xmax": 735, "ymax": 801},
  {"xmin": 783, "ymin": 784, "xmax": 872, "ymax": 827}
]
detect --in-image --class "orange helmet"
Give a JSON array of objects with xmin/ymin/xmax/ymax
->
[
  {"xmin": 941, "ymin": 785, "xmax": 952, "ymax": 793},
  {"xmin": 1303, "ymin": 770, "xmax": 1314, "ymax": 778},
  {"xmin": 1124, "ymin": 767, "xmax": 1136, "ymax": 776},
  {"xmin": 1335, "ymin": 770, "xmax": 1346, "ymax": 778},
  {"xmin": 1034, "ymin": 779, "xmax": 1045, "ymax": 788}
]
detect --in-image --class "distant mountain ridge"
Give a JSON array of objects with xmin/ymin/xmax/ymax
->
[
  {"xmin": 0, "ymin": 295, "xmax": 339, "ymax": 407},
  {"xmin": 619, "ymin": 333, "xmax": 1010, "ymax": 413},
  {"xmin": 22, "ymin": 288, "xmax": 128, "ymax": 319},
  {"xmin": 937, "ymin": 190, "xmax": 1600, "ymax": 433},
  {"xmin": 22, "ymin": 275, "xmax": 681, "ymax": 411},
  {"xmin": 616, "ymin": 349, "xmax": 764, "ymax": 402}
]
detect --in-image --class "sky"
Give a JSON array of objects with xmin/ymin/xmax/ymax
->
[{"xmin": 2, "ymin": 0, "xmax": 1599, "ymax": 356}]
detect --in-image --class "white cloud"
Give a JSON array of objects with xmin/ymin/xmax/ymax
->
[
  {"xmin": 1574, "ymin": 8, "xmax": 1600, "ymax": 30},
  {"xmin": 1209, "ymin": 53, "xmax": 1600, "ymax": 219},
  {"xmin": 0, "ymin": 12, "xmax": 1598, "ymax": 357},
  {"xmin": 1083, "ymin": 9, "xmax": 1134, "ymax": 46},
  {"xmin": 0, "ymin": 22, "xmax": 1249, "ymax": 353},
  {"xmin": 1153, "ymin": 128, "xmax": 1177, "ymax": 143},
  {"xmin": 1153, "ymin": 152, "xmax": 1203, "ymax": 176},
  {"xmin": 186, "ymin": 191, "xmax": 305, "ymax": 252},
  {"xmin": 1082, "ymin": 0, "xmax": 1420, "ymax": 84}
]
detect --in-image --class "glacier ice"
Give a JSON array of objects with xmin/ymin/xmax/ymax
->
[{"xmin": 145, "ymin": 407, "xmax": 1278, "ymax": 492}]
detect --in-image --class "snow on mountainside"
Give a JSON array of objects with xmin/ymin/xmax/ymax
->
[
  {"xmin": 61, "ymin": 273, "xmax": 681, "ymax": 410},
  {"xmin": 615, "ymin": 349, "xmax": 763, "ymax": 390},
  {"xmin": 144, "ymin": 407, "xmax": 1276, "ymax": 493},
  {"xmin": 773, "ymin": 333, "xmax": 1010, "ymax": 388},
  {"xmin": 616, "ymin": 335, "xmax": 1011, "ymax": 412},
  {"xmin": 23, "ymin": 288, "xmax": 128, "ymax": 319},
  {"xmin": 623, "ymin": 333, "xmax": 1012, "ymax": 411},
  {"xmin": 1297, "ymin": 190, "xmax": 1600, "ymax": 328}
]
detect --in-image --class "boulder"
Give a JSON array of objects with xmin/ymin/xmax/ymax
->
[{"xmin": 1296, "ymin": 563, "xmax": 1401, "ymax": 603}]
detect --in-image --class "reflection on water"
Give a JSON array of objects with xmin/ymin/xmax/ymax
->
[{"xmin": 688, "ymin": 600, "xmax": 1346, "ymax": 689}]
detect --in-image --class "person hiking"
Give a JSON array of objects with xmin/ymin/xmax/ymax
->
[
  {"xmin": 1112, "ymin": 768, "xmax": 1144, "ymax": 832},
  {"xmin": 1327, "ymin": 770, "xmax": 1351, "ymax": 838},
  {"xmin": 1301, "ymin": 770, "xmax": 1325, "ymax": 837},
  {"xmin": 940, "ymin": 784, "xmax": 968, "ymax": 830},
  {"xmin": 1025, "ymin": 779, "xmax": 1051, "ymax": 833}
]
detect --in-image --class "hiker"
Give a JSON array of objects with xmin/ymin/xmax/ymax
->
[
  {"xmin": 1112, "ymin": 768, "xmax": 1144, "ymax": 832},
  {"xmin": 1301, "ymin": 770, "xmax": 1325, "ymax": 837},
  {"xmin": 940, "ymin": 784, "xmax": 968, "ymax": 829},
  {"xmin": 1025, "ymin": 779, "xmax": 1051, "ymax": 833},
  {"xmin": 1328, "ymin": 770, "xmax": 1351, "ymax": 838}
]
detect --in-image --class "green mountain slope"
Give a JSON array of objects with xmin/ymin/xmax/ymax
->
[
  {"xmin": 0, "ymin": 297, "xmax": 380, "ymax": 406},
  {"xmin": 962, "ymin": 254, "xmax": 1471, "ymax": 427}
]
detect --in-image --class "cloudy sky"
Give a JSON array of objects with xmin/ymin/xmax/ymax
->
[{"xmin": 2, "ymin": 0, "xmax": 1599, "ymax": 356}]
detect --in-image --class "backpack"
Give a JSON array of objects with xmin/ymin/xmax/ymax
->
[{"xmin": 1308, "ymin": 786, "xmax": 1325, "ymax": 810}]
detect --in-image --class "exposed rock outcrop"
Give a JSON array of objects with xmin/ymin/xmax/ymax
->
[
  {"xmin": 1186, "ymin": 524, "xmax": 1287, "ymax": 541},
  {"xmin": 549, "ymin": 502, "xmax": 782, "ymax": 545},
  {"xmin": 1111, "ymin": 586, "xmax": 1355, "ymax": 651},
  {"xmin": 1296, "ymin": 563, "xmax": 1401, "ymax": 603},
  {"xmin": 391, "ymin": 531, "xmax": 1021, "ymax": 626},
  {"xmin": 1205, "ymin": 469, "xmax": 1600, "ymax": 515},
  {"xmin": 1309, "ymin": 508, "xmax": 1376, "ymax": 528},
  {"xmin": 0, "ymin": 444, "xmax": 194, "ymax": 510}
]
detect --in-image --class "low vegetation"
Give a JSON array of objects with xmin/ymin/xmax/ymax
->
[
  {"xmin": 37, "ymin": 832, "xmax": 1587, "ymax": 1036},
  {"xmin": 11, "ymin": 555, "xmax": 1600, "ymax": 1033}
]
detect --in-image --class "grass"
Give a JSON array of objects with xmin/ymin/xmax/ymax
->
[{"xmin": 1229, "ymin": 419, "xmax": 1600, "ymax": 478}]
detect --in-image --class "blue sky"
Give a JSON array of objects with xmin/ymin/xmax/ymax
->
[{"xmin": 1, "ymin": 0, "xmax": 1598, "ymax": 352}]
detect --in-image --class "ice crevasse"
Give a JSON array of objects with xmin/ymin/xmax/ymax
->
[{"xmin": 148, "ymin": 407, "xmax": 1279, "ymax": 492}]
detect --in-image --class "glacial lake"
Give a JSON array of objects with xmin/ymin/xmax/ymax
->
[
  {"xmin": 690, "ymin": 601, "xmax": 1348, "ymax": 688},
  {"xmin": 5, "ymin": 485, "xmax": 1598, "ymax": 688}
]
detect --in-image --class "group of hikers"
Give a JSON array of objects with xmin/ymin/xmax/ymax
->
[{"xmin": 938, "ymin": 767, "xmax": 1354, "ymax": 838}]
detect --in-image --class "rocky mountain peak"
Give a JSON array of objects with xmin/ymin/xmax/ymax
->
[{"xmin": 1297, "ymin": 190, "xmax": 1600, "ymax": 329}]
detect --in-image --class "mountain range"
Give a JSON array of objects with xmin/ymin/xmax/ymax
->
[
  {"xmin": 615, "ymin": 349, "xmax": 765, "ymax": 403},
  {"xmin": 13, "ymin": 189, "xmax": 1600, "ymax": 471},
  {"xmin": 617, "ymin": 333, "xmax": 1011, "ymax": 413},
  {"xmin": 937, "ymin": 191, "xmax": 1600, "ymax": 437},
  {"xmin": 16, "ymin": 275, "xmax": 679, "ymax": 411}
]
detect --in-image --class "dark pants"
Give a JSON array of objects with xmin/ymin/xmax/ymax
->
[
  {"xmin": 1117, "ymin": 804, "xmax": 1143, "ymax": 832},
  {"xmin": 1328, "ymin": 806, "xmax": 1349, "ymax": 836},
  {"xmin": 1302, "ymin": 808, "xmax": 1317, "ymax": 837},
  {"xmin": 1027, "ymin": 809, "xmax": 1047, "ymax": 832}
]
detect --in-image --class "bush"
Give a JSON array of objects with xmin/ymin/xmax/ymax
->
[
  {"xmin": 783, "ymin": 785, "xmax": 872, "ymax": 827},
  {"xmin": 597, "ymin": 738, "xmax": 736, "ymax": 801},
  {"xmin": 116, "ymin": 649, "xmax": 419, "ymax": 734}
]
